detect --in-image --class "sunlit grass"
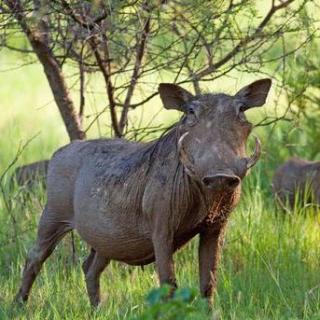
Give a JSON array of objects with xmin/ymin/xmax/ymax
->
[{"xmin": 0, "ymin": 170, "xmax": 320, "ymax": 319}]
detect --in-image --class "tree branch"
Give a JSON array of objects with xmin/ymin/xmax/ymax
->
[
  {"xmin": 89, "ymin": 36, "xmax": 121, "ymax": 137},
  {"xmin": 194, "ymin": 0, "xmax": 296, "ymax": 80},
  {"xmin": 118, "ymin": 1, "xmax": 151, "ymax": 136}
]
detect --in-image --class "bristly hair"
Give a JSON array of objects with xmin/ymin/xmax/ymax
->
[{"xmin": 140, "ymin": 118, "xmax": 183, "ymax": 166}]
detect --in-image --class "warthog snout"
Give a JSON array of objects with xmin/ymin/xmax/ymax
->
[
  {"xmin": 202, "ymin": 174, "xmax": 240, "ymax": 190},
  {"xmin": 178, "ymin": 132, "xmax": 262, "ymax": 185}
]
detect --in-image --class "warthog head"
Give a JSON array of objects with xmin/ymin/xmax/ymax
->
[{"xmin": 159, "ymin": 79, "xmax": 272, "ymax": 192}]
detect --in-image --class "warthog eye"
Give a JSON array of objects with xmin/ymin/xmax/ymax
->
[{"xmin": 183, "ymin": 106, "xmax": 198, "ymax": 126}]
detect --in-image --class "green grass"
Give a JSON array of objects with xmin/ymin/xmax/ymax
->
[
  {"xmin": 1, "ymin": 54, "xmax": 320, "ymax": 319},
  {"xmin": 1, "ymin": 171, "xmax": 320, "ymax": 319}
]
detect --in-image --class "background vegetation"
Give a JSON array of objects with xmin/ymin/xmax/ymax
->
[{"xmin": 0, "ymin": 0, "xmax": 320, "ymax": 319}]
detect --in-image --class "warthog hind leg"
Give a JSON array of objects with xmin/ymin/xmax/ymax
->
[
  {"xmin": 82, "ymin": 248, "xmax": 96, "ymax": 274},
  {"xmin": 83, "ymin": 251, "xmax": 109, "ymax": 306},
  {"xmin": 15, "ymin": 206, "xmax": 72, "ymax": 303}
]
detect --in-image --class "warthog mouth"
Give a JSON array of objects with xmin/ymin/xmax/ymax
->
[{"xmin": 177, "ymin": 132, "xmax": 261, "ymax": 186}]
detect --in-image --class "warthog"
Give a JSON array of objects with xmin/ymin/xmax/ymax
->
[
  {"xmin": 15, "ymin": 79, "xmax": 271, "ymax": 306},
  {"xmin": 12, "ymin": 160, "xmax": 49, "ymax": 188},
  {"xmin": 273, "ymin": 157, "xmax": 320, "ymax": 209}
]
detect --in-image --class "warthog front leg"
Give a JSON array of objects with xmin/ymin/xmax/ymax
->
[
  {"xmin": 152, "ymin": 229, "xmax": 176, "ymax": 289},
  {"xmin": 83, "ymin": 251, "xmax": 109, "ymax": 307},
  {"xmin": 198, "ymin": 224, "xmax": 226, "ymax": 305}
]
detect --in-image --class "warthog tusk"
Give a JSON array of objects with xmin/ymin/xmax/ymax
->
[
  {"xmin": 246, "ymin": 136, "xmax": 261, "ymax": 169},
  {"xmin": 178, "ymin": 132, "xmax": 196, "ymax": 177}
]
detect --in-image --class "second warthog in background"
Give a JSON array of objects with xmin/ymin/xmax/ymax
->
[{"xmin": 272, "ymin": 157, "xmax": 320, "ymax": 209}]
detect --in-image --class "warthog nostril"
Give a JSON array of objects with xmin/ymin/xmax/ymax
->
[
  {"xmin": 202, "ymin": 177, "xmax": 213, "ymax": 187},
  {"xmin": 202, "ymin": 174, "xmax": 240, "ymax": 190},
  {"xmin": 227, "ymin": 176, "xmax": 240, "ymax": 188}
]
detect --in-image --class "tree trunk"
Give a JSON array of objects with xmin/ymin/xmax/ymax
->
[
  {"xmin": 5, "ymin": 0, "xmax": 85, "ymax": 141},
  {"xmin": 29, "ymin": 37, "xmax": 86, "ymax": 140}
]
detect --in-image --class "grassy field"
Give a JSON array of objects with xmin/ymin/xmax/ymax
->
[{"xmin": 0, "ymin": 55, "xmax": 320, "ymax": 319}]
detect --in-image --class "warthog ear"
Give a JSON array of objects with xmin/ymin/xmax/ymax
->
[
  {"xmin": 235, "ymin": 78, "xmax": 272, "ymax": 111},
  {"xmin": 158, "ymin": 83, "xmax": 194, "ymax": 112}
]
